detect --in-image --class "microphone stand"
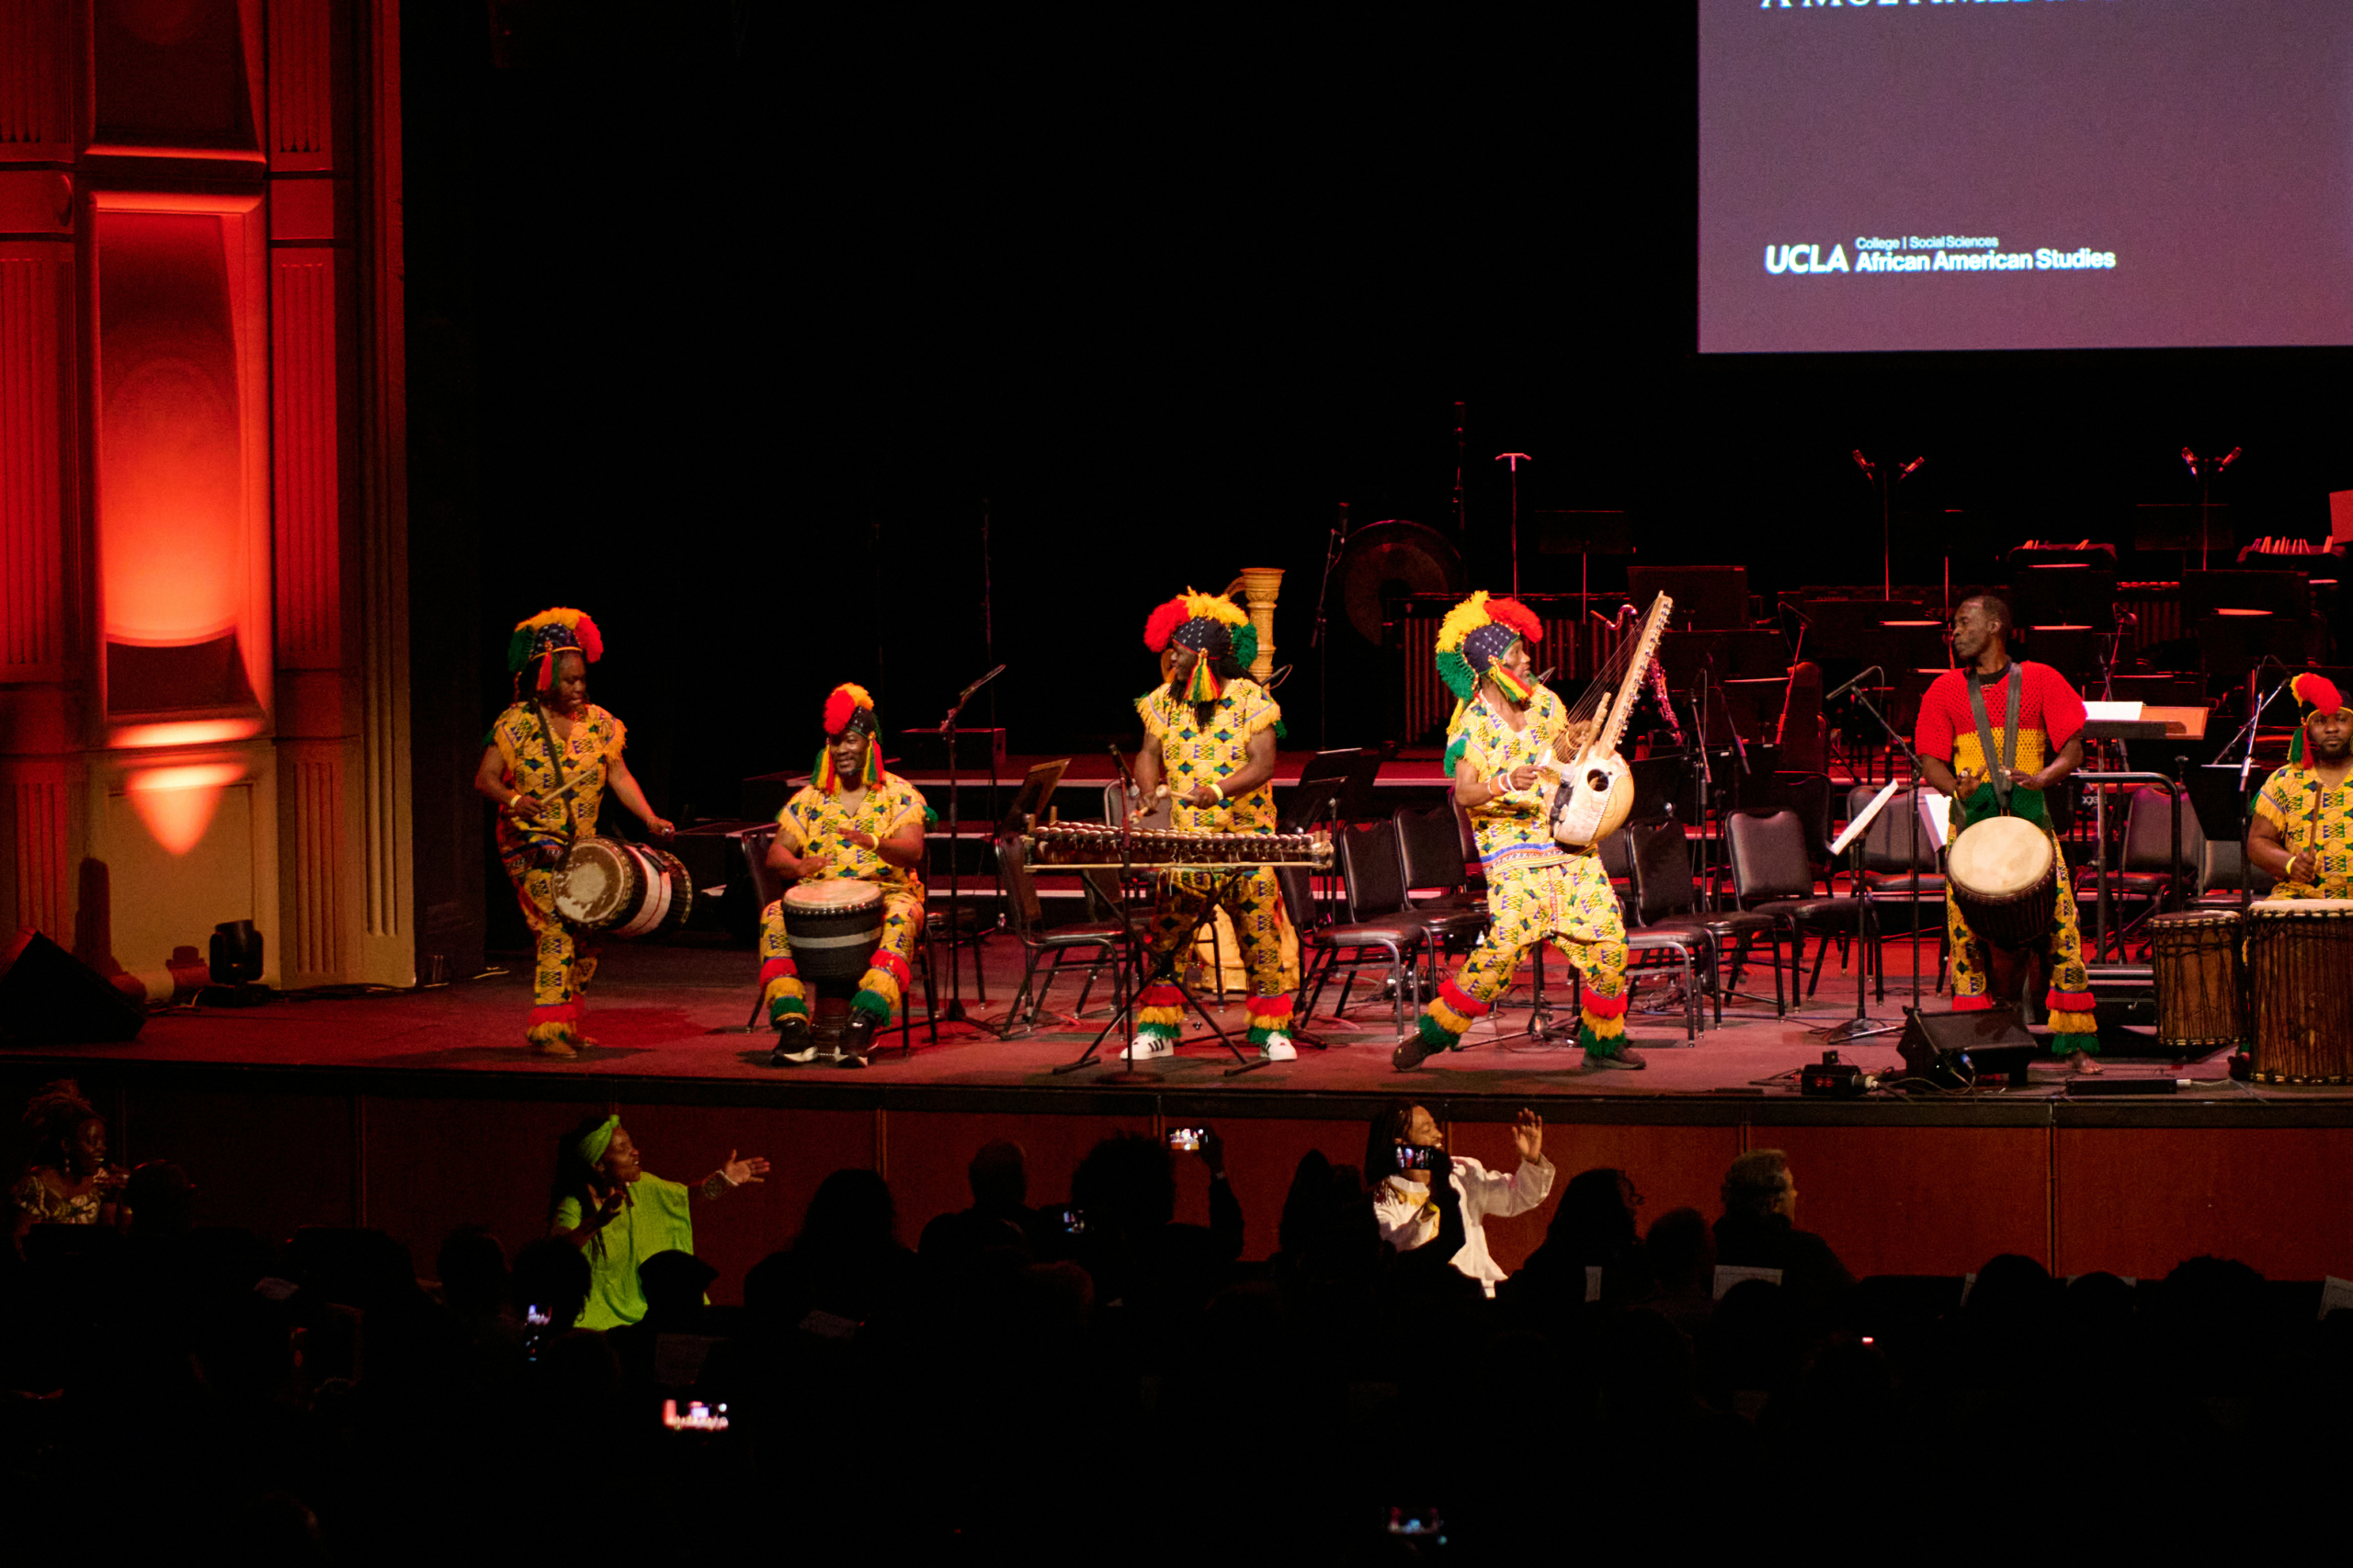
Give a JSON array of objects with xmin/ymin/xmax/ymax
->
[
  {"xmin": 1312, "ymin": 503, "xmax": 1347, "ymax": 749},
  {"xmin": 2222, "ymin": 666, "xmax": 2290, "ymax": 914},
  {"xmin": 938, "ymin": 664, "xmax": 1006, "ymax": 1023},
  {"xmin": 1840, "ymin": 680, "xmax": 1927, "ymax": 1016}
]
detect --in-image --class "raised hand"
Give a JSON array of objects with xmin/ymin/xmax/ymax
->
[
  {"xmin": 722, "ymin": 1150, "xmax": 768, "ymax": 1186},
  {"xmin": 1511, "ymin": 1107, "xmax": 1543, "ymax": 1164}
]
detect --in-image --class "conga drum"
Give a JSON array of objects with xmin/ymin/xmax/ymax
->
[
  {"xmin": 780, "ymin": 881, "xmax": 886, "ymax": 982},
  {"xmin": 1946, "ymin": 815, "xmax": 2057, "ymax": 949},
  {"xmin": 2147, "ymin": 909, "xmax": 2243, "ymax": 1051},
  {"xmin": 2245, "ymin": 899, "xmax": 2353, "ymax": 1084},
  {"xmin": 554, "ymin": 836, "xmax": 694, "ymax": 937}
]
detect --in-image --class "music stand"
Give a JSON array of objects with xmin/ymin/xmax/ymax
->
[
  {"xmin": 1282, "ymin": 747, "xmax": 1358, "ymax": 950},
  {"xmin": 1817, "ymin": 780, "xmax": 1904, "ymax": 1043},
  {"xmin": 996, "ymin": 759, "xmax": 1069, "ymax": 836},
  {"xmin": 1531, "ymin": 509, "xmax": 1631, "ymax": 604}
]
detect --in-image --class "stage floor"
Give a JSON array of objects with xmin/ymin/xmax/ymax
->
[{"xmin": 4, "ymin": 932, "xmax": 2318, "ymax": 1124}]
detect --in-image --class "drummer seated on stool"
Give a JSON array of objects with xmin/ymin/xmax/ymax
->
[
  {"xmin": 2249, "ymin": 676, "xmax": 2353, "ymax": 899},
  {"xmin": 1915, "ymin": 594, "xmax": 2101, "ymax": 1073},
  {"xmin": 760, "ymin": 684, "xmax": 932, "ymax": 1068}
]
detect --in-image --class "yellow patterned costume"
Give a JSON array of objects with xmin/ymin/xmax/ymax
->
[
  {"xmin": 758, "ymin": 768, "xmax": 930, "ymax": 1027},
  {"xmin": 1131, "ymin": 676, "xmax": 1297, "ymax": 1047},
  {"xmin": 488, "ymin": 699, "xmax": 628, "ymax": 1042},
  {"xmin": 1413, "ymin": 683, "xmax": 1631, "ymax": 1057},
  {"xmin": 2254, "ymin": 766, "xmax": 2353, "ymax": 899}
]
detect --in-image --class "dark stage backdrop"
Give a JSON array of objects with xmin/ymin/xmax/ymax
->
[{"xmin": 401, "ymin": 6, "xmax": 2353, "ymax": 946}]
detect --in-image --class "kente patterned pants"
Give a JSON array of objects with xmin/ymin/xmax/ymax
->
[
  {"xmin": 1137, "ymin": 866, "xmax": 1297, "ymax": 1046},
  {"xmin": 1415, "ymin": 851, "xmax": 1632, "ymax": 1057},
  {"xmin": 759, "ymin": 890, "xmax": 926, "ymax": 1026},
  {"xmin": 1947, "ymin": 827, "xmax": 2098, "ymax": 1045},
  {"xmin": 502, "ymin": 846, "xmax": 599, "ymax": 1044}
]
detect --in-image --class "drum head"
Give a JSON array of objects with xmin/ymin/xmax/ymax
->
[
  {"xmin": 2251, "ymin": 897, "xmax": 2353, "ymax": 915},
  {"xmin": 786, "ymin": 879, "xmax": 883, "ymax": 912},
  {"xmin": 1948, "ymin": 815, "xmax": 2052, "ymax": 897},
  {"xmin": 554, "ymin": 838, "xmax": 635, "ymax": 926}
]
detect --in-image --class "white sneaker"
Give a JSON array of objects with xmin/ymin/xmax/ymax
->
[
  {"xmin": 1258, "ymin": 1033, "xmax": 1298, "ymax": 1062},
  {"xmin": 1123, "ymin": 1035, "xmax": 1175, "ymax": 1061}
]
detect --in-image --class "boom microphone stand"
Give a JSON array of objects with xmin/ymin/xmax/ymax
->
[
  {"xmin": 1313, "ymin": 503, "xmax": 1347, "ymax": 748},
  {"xmin": 939, "ymin": 663, "xmax": 1006, "ymax": 1022}
]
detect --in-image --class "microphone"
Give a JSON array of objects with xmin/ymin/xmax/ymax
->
[
  {"xmin": 959, "ymin": 664, "xmax": 1007, "ymax": 703},
  {"xmin": 1824, "ymin": 665, "xmax": 1883, "ymax": 703},
  {"xmin": 2219, "ymin": 446, "xmax": 2243, "ymax": 472},
  {"xmin": 1899, "ymin": 456, "xmax": 1926, "ymax": 478},
  {"xmin": 1852, "ymin": 449, "xmax": 1875, "ymax": 476},
  {"xmin": 1535, "ymin": 666, "xmax": 1556, "ymax": 686},
  {"xmin": 2181, "ymin": 447, "xmax": 2200, "ymax": 478}
]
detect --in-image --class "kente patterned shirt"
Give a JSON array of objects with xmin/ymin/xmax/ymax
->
[
  {"xmin": 2255, "ymin": 764, "xmax": 2353, "ymax": 899},
  {"xmin": 1135, "ymin": 677, "xmax": 1282, "ymax": 835},
  {"xmin": 1452, "ymin": 686, "xmax": 1571, "ymax": 877},
  {"xmin": 488, "ymin": 701, "xmax": 628, "ymax": 853},
  {"xmin": 778, "ymin": 770, "xmax": 930, "ymax": 896},
  {"xmin": 1915, "ymin": 662, "xmax": 2086, "ymax": 776},
  {"xmin": 9, "ymin": 1171, "xmax": 104, "ymax": 1226}
]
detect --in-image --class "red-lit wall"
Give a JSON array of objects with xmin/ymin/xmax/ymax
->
[{"xmin": 0, "ymin": 0, "xmax": 411, "ymax": 991}]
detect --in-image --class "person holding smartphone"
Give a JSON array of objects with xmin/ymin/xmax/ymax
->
[{"xmin": 1367, "ymin": 1102, "xmax": 1552, "ymax": 1296}]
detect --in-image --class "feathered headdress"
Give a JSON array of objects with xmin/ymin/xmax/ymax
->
[
  {"xmin": 1435, "ymin": 591, "xmax": 1543, "ymax": 711},
  {"xmin": 815, "ymin": 683, "xmax": 881, "ymax": 793},
  {"xmin": 2290, "ymin": 672, "xmax": 2347, "ymax": 763},
  {"xmin": 1143, "ymin": 587, "xmax": 1256, "ymax": 704},
  {"xmin": 506, "ymin": 608, "xmax": 604, "ymax": 692}
]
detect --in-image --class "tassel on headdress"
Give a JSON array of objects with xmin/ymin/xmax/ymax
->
[
  {"xmin": 2290, "ymin": 673, "xmax": 2347, "ymax": 764},
  {"xmin": 814, "ymin": 683, "xmax": 881, "ymax": 792},
  {"xmin": 1143, "ymin": 587, "xmax": 1254, "ymax": 704},
  {"xmin": 507, "ymin": 608, "xmax": 604, "ymax": 692},
  {"xmin": 1434, "ymin": 591, "xmax": 1543, "ymax": 733}
]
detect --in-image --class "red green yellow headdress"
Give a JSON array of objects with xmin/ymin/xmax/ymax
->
[
  {"xmin": 506, "ymin": 608, "xmax": 604, "ymax": 693},
  {"xmin": 2290, "ymin": 672, "xmax": 2347, "ymax": 763},
  {"xmin": 1143, "ymin": 587, "xmax": 1256, "ymax": 704},
  {"xmin": 1437, "ymin": 591, "xmax": 1543, "ymax": 713},
  {"xmin": 816, "ymin": 683, "xmax": 881, "ymax": 792}
]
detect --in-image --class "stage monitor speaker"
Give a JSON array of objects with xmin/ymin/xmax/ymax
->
[
  {"xmin": 1897, "ymin": 1005, "xmax": 2035, "ymax": 1088},
  {"xmin": 0, "ymin": 930, "xmax": 146, "ymax": 1045}
]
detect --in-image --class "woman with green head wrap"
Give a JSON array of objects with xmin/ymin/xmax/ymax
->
[{"xmin": 548, "ymin": 1114, "xmax": 769, "ymax": 1330}]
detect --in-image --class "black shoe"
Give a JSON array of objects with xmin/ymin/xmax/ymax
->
[
  {"xmin": 1583, "ymin": 1046, "xmax": 1647, "ymax": 1071},
  {"xmin": 770, "ymin": 1013, "xmax": 816, "ymax": 1066},
  {"xmin": 1392, "ymin": 1028, "xmax": 1437, "ymax": 1071},
  {"xmin": 837, "ymin": 1009, "xmax": 879, "ymax": 1067}
]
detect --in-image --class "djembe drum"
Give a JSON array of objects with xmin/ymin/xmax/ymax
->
[
  {"xmin": 780, "ymin": 881, "xmax": 887, "ymax": 981},
  {"xmin": 2147, "ymin": 909, "xmax": 2243, "ymax": 1051},
  {"xmin": 1946, "ymin": 814, "xmax": 2057, "ymax": 949},
  {"xmin": 2245, "ymin": 898, "xmax": 2353, "ymax": 1084}
]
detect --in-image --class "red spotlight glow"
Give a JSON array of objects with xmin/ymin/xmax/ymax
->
[{"xmin": 126, "ymin": 761, "xmax": 243, "ymax": 854}]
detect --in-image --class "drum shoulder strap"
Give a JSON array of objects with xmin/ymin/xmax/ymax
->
[
  {"xmin": 1965, "ymin": 663, "xmax": 2024, "ymax": 815},
  {"xmin": 529, "ymin": 702, "xmax": 580, "ymax": 842}
]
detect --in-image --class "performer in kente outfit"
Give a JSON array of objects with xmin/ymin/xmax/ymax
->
[
  {"xmin": 474, "ymin": 608, "xmax": 674, "ymax": 1058},
  {"xmin": 1394, "ymin": 592, "xmax": 1642, "ymax": 1072},
  {"xmin": 760, "ymin": 684, "xmax": 932, "ymax": 1068},
  {"xmin": 1915, "ymin": 594, "xmax": 2099, "ymax": 1069},
  {"xmin": 2249, "ymin": 674, "xmax": 2353, "ymax": 898},
  {"xmin": 1129, "ymin": 588, "xmax": 1299, "ymax": 1062}
]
